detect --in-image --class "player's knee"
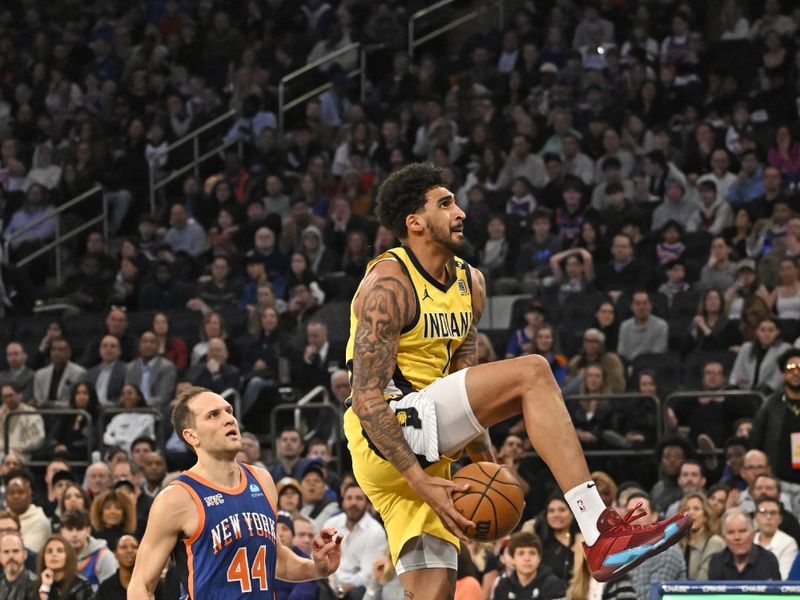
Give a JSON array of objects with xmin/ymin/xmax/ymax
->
[{"xmin": 518, "ymin": 354, "xmax": 551, "ymax": 381}]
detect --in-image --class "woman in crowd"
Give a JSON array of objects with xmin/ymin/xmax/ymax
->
[
  {"xmin": 95, "ymin": 534, "xmax": 148, "ymax": 599},
  {"xmin": 51, "ymin": 382, "xmax": 99, "ymax": 461},
  {"xmin": 152, "ymin": 312, "xmax": 188, "ymax": 370},
  {"xmin": 691, "ymin": 288, "xmax": 739, "ymax": 351},
  {"xmin": 706, "ymin": 484, "xmax": 730, "ymax": 521},
  {"xmin": 54, "ymin": 483, "xmax": 92, "ymax": 530},
  {"xmin": 724, "ymin": 260, "xmax": 770, "ymax": 320},
  {"xmin": 531, "ymin": 324, "xmax": 568, "ymax": 386},
  {"xmin": 570, "ymin": 364, "xmax": 613, "ymax": 450},
  {"xmin": 729, "ymin": 317, "xmax": 790, "ymax": 393},
  {"xmin": 190, "ymin": 311, "xmax": 226, "ymax": 366},
  {"xmin": 678, "ymin": 493, "xmax": 725, "ymax": 580},
  {"xmin": 533, "ymin": 495, "xmax": 579, "ymax": 586},
  {"xmin": 767, "ymin": 257, "xmax": 800, "ymax": 320},
  {"xmin": 90, "ymin": 489, "xmax": 136, "ymax": 551},
  {"xmin": 276, "ymin": 477, "xmax": 303, "ymax": 520},
  {"xmin": 35, "ymin": 535, "xmax": 94, "ymax": 600},
  {"xmin": 549, "ymin": 247, "xmax": 594, "ymax": 303},
  {"xmin": 592, "ymin": 300, "xmax": 619, "ymax": 352}
]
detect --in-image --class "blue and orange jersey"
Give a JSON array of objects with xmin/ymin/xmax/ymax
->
[{"xmin": 171, "ymin": 463, "xmax": 279, "ymax": 599}]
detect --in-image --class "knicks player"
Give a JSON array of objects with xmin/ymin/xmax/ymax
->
[
  {"xmin": 128, "ymin": 387, "xmax": 341, "ymax": 599},
  {"xmin": 344, "ymin": 163, "xmax": 691, "ymax": 598}
]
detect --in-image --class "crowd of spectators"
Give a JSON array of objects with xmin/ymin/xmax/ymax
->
[{"xmin": 1, "ymin": 0, "xmax": 800, "ymax": 598}]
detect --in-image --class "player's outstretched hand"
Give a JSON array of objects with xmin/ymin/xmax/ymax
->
[
  {"xmin": 411, "ymin": 474, "xmax": 474, "ymax": 542},
  {"xmin": 312, "ymin": 527, "xmax": 342, "ymax": 577}
]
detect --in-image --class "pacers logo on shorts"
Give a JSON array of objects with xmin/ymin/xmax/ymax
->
[{"xmin": 396, "ymin": 411, "xmax": 407, "ymax": 426}]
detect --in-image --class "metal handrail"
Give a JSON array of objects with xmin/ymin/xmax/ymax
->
[
  {"xmin": 153, "ymin": 108, "xmax": 237, "ymax": 158},
  {"xmin": 408, "ymin": 0, "xmax": 505, "ymax": 59},
  {"xmin": 564, "ymin": 392, "xmax": 663, "ymax": 442},
  {"xmin": 270, "ymin": 400, "xmax": 343, "ymax": 477},
  {"xmin": 4, "ymin": 408, "xmax": 93, "ymax": 467},
  {"xmin": 98, "ymin": 406, "xmax": 164, "ymax": 451},
  {"xmin": 5, "ymin": 185, "xmax": 105, "ymax": 285},
  {"xmin": 278, "ymin": 43, "xmax": 362, "ymax": 134},
  {"xmin": 148, "ymin": 110, "xmax": 239, "ymax": 215},
  {"xmin": 221, "ymin": 387, "xmax": 243, "ymax": 422},
  {"xmin": 295, "ymin": 385, "xmax": 330, "ymax": 431}
]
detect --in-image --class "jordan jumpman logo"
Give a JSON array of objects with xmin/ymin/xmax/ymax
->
[{"xmin": 421, "ymin": 286, "xmax": 433, "ymax": 301}]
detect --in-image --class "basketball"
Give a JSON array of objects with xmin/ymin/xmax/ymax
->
[{"xmin": 451, "ymin": 462, "xmax": 525, "ymax": 542}]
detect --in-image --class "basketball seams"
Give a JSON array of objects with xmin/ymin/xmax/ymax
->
[{"xmin": 452, "ymin": 462, "xmax": 525, "ymax": 541}]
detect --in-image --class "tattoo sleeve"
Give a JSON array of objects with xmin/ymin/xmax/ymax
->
[{"xmin": 351, "ymin": 275, "xmax": 419, "ymax": 473}]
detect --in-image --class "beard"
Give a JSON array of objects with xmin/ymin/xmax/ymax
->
[
  {"xmin": 429, "ymin": 223, "xmax": 474, "ymax": 256},
  {"xmin": 786, "ymin": 381, "xmax": 800, "ymax": 394}
]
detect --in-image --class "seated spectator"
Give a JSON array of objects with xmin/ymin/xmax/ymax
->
[
  {"xmin": 3, "ymin": 183, "xmax": 56, "ymax": 260},
  {"xmin": 549, "ymin": 247, "xmax": 594, "ymax": 302},
  {"xmin": 291, "ymin": 321, "xmax": 345, "ymax": 395},
  {"xmin": 299, "ymin": 462, "xmax": 340, "ymax": 533},
  {"xmin": 163, "ymin": 203, "xmax": 208, "ymax": 257},
  {"xmin": 138, "ymin": 261, "xmax": 195, "ymax": 311},
  {"xmin": 496, "ymin": 133, "xmax": 547, "ymax": 190},
  {"xmin": 754, "ymin": 496, "xmax": 798, "ymax": 579},
  {"xmin": 187, "ymin": 255, "xmax": 242, "ymax": 314},
  {"xmin": 592, "ymin": 300, "xmax": 620, "ymax": 352},
  {"xmin": 565, "ymin": 328, "xmax": 625, "ymax": 394},
  {"xmin": 187, "ymin": 337, "xmax": 241, "ymax": 394},
  {"xmin": 724, "ymin": 258, "xmax": 770, "ymax": 320},
  {"xmin": 697, "ymin": 180, "xmax": 733, "ymax": 236},
  {"xmin": 0, "ymin": 342, "xmax": 35, "ymax": 402},
  {"xmin": 531, "ymin": 325, "xmax": 568, "ymax": 387},
  {"xmin": 474, "ymin": 214, "xmax": 512, "ymax": 285},
  {"xmin": 0, "ymin": 382, "xmax": 45, "ymax": 459},
  {"xmin": 691, "ymin": 288, "xmax": 740, "ymax": 352},
  {"xmin": 655, "ymin": 222, "xmax": 686, "ymax": 268},
  {"xmin": 50, "ymin": 382, "xmax": 98, "ymax": 461},
  {"xmin": 283, "ymin": 253, "xmax": 326, "ymax": 305},
  {"xmin": 86, "ymin": 335, "xmax": 127, "ymax": 406},
  {"xmin": 532, "ymin": 495, "xmax": 578, "ymax": 586},
  {"xmin": 273, "ymin": 511, "xmax": 319, "ymax": 600},
  {"xmin": 48, "ymin": 253, "xmax": 114, "ymax": 312},
  {"xmin": 33, "ymin": 337, "xmax": 87, "ymax": 407},
  {"xmin": 767, "ymin": 125, "xmax": 800, "ymax": 185},
  {"xmin": 651, "ymin": 180, "xmax": 700, "ymax": 232},
  {"xmin": 0, "ymin": 530, "xmax": 38, "ymax": 597},
  {"xmin": 677, "ymin": 492, "xmax": 725, "ymax": 580},
  {"xmin": 95, "ymin": 534, "xmax": 146, "ymax": 599},
  {"xmin": 594, "ymin": 234, "xmax": 654, "ymax": 297},
  {"xmin": 767, "ymin": 258, "xmax": 800, "ymax": 320},
  {"xmin": 140, "ymin": 452, "xmax": 167, "ymax": 500},
  {"xmin": 665, "ymin": 461, "xmax": 707, "ymax": 517},
  {"xmin": 85, "ymin": 461, "xmax": 112, "ymax": 501},
  {"xmin": 728, "ymin": 318, "xmax": 790, "ymax": 393},
  {"xmin": 506, "ymin": 176, "xmax": 537, "ymax": 217},
  {"xmin": 5, "ymin": 469, "xmax": 51, "ymax": 554},
  {"xmin": 513, "ymin": 209, "xmax": 562, "ymax": 294},
  {"xmin": 103, "ymin": 385, "xmax": 156, "ymax": 454},
  {"xmin": 505, "ymin": 305, "xmax": 544, "ymax": 358},
  {"xmin": 699, "ymin": 236, "xmax": 737, "ymax": 294},
  {"xmin": 649, "ymin": 437, "xmax": 691, "ymax": 514},
  {"xmin": 708, "ymin": 508, "xmax": 780, "ymax": 580},
  {"xmin": 323, "ymin": 483, "xmax": 388, "ymax": 600},
  {"xmin": 125, "ymin": 332, "xmax": 177, "ymax": 407},
  {"xmin": 568, "ymin": 365, "xmax": 614, "ymax": 451},
  {"xmin": 60, "ymin": 509, "xmax": 118, "ymax": 589},
  {"xmin": 34, "ymin": 535, "xmax": 94, "ymax": 599},
  {"xmin": 617, "ymin": 291, "xmax": 668, "ymax": 362},
  {"xmin": 55, "ymin": 483, "xmax": 91, "ymax": 530},
  {"xmin": 240, "ymin": 306, "xmax": 286, "ymax": 416},
  {"xmin": 659, "ymin": 260, "xmax": 690, "ymax": 308},
  {"xmin": 598, "ymin": 181, "xmax": 639, "ymax": 237},
  {"xmin": 190, "ymin": 311, "xmax": 225, "ymax": 366},
  {"xmin": 277, "ymin": 477, "xmax": 304, "ymax": 520},
  {"xmin": 492, "ymin": 531, "xmax": 566, "ymax": 600},
  {"xmin": 89, "ymin": 489, "xmax": 136, "ymax": 553},
  {"xmin": 725, "ymin": 150, "xmax": 765, "ymax": 207},
  {"xmin": 151, "ymin": 312, "xmax": 188, "ymax": 370}
]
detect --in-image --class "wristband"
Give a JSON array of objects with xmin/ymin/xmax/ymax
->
[{"xmin": 39, "ymin": 585, "xmax": 51, "ymax": 593}]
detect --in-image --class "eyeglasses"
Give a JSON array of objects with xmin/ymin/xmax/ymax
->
[
  {"xmin": 757, "ymin": 509, "xmax": 780, "ymax": 517},
  {"xmin": 785, "ymin": 362, "xmax": 800, "ymax": 371}
]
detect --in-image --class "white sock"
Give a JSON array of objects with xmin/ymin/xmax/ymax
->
[{"xmin": 564, "ymin": 481, "xmax": 607, "ymax": 546}]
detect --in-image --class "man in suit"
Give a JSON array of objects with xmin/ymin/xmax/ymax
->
[
  {"xmin": 186, "ymin": 337, "xmax": 241, "ymax": 394},
  {"xmin": 0, "ymin": 341, "xmax": 35, "ymax": 402},
  {"xmin": 33, "ymin": 337, "xmax": 86, "ymax": 407},
  {"xmin": 291, "ymin": 320, "xmax": 345, "ymax": 395},
  {"xmin": 86, "ymin": 335, "xmax": 127, "ymax": 406},
  {"xmin": 125, "ymin": 331, "xmax": 176, "ymax": 408},
  {"xmin": 80, "ymin": 306, "xmax": 138, "ymax": 367}
]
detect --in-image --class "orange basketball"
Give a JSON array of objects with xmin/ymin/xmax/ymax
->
[{"xmin": 451, "ymin": 461, "xmax": 525, "ymax": 542}]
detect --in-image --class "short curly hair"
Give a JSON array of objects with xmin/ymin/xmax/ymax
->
[{"xmin": 375, "ymin": 163, "xmax": 446, "ymax": 238}]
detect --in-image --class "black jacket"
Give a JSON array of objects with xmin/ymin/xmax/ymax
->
[
  {"xmin": 0, "ymin": 570, "xmax": 37, "ymax": 600},
  {"xmin": 491, "ymin": 565, "xmax": 566, "ymax": 600},
  {"xmin": 42, "ymin": 574, "xmax": 94, "ymax": 600},
  {"xmin": 751, "ymin": 390, "xmax": 800, "ymax": 484}
]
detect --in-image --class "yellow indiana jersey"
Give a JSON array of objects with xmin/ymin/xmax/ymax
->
[{"xmin": 345, "ymin": 245, "xmax": 474, "ymax": 398}]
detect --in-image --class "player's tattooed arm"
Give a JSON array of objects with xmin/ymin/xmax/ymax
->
[
  {"xmin": 351, "ymin": 271, "xmax": 418, "ymax": 473},
  {"xmin": 450, "ymin": 267, "xmax": 486, "ymax": 372}
]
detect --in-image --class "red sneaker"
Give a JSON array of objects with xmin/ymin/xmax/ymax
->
[{"xmin": 583, "ymin": 504, "xmax": 693, "ymax": 583}]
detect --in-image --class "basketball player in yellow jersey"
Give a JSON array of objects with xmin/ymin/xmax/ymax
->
[{"xmin": 345, "ymin": 163, "xmax": 692, "ymax": 599}]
